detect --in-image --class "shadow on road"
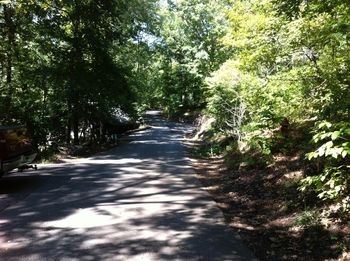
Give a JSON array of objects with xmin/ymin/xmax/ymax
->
[{"xmin": 0, "ymin": 116, "xmax": 255, "ymax": 260}]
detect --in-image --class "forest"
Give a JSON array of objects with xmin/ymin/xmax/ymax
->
[{"xmin": 1, "ymin": 0, "xmax": 350, "ymax": 259}]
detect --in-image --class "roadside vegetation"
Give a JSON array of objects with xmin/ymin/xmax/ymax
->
[
  {"xmin": 1, "ymin": 0, "xmax": 349, "ymax": 259},
  {"xmin": 0, "ymin": 0, "xmax": 157, "ymax": 157}
]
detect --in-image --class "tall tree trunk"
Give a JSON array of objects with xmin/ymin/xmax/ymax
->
[
  {"xmin": 69, "ymin": 1, "xmax": 83, "ymax": 145},
  {"xmin": 3, "ymin": 4, "xmax": 15, "ymax": 120},
  {"xmin": 66, "ymin": 114, "xmax": 72, "ymax": 144}
]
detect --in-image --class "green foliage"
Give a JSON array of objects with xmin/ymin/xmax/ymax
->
[
  {"xmin": 295, "ymin": 209, "xmax": 321, "ymax": 228},
  {"xmin": 246, "ymin": 133, "xmax": 273, "ymax": 156},
  {"xmin": 191, "ymin": 143, "xmax": 226, "ymax": 158},
  {"xmin": 204, "ymin": 0, "xmax": 350, "ymax": 187},
  {"xmin": 307, "ymin": 122, "xmax": 350, "ymax": 160},
  {"xmin": 153, "ymin": 0, "xmax": 228, "ymax": 116},
  {"xmin": 206, "ymin": 0, "xmax": 307, "ymax": 152},
  {"xmin": 1, "ymin": 0, "xmax": 350, "ymax": 223},
  {"xmin": 300, "ymin": 121, "xmax": 350, "ymax": 210},
  {"xmin": 0, "ymin": 0, "xmax": 158, "ymax": 146}
]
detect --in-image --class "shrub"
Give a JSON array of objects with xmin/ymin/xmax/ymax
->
[{"xmin": 299, "ymin": 121, "xmax": 350, "ymax": 212}]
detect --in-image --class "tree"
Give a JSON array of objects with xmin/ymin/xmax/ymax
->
[
  {"xmin": 0, "ymin": 0, "xmax": 158, "ymax": 146},
  {"xmin": 153, "ymin": 0, "xmax": 228, "ymax": 115}
]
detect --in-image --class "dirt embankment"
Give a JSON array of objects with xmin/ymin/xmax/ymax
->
[{"xmin": 191, "ymin": 153, "xmax": 350, "ymax": 261}]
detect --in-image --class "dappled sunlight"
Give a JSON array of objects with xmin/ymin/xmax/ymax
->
[
  {"xmin": 151, "ymin": 126, "xmax": 169, "ymax": 130},
  {"xmin": 65, "ymin": 158, "xmax": 144, "ymax": 165},
  {"xmin": 131, "ymin": 139, "xmax": 182, "ymax": 144},
  {"xmin": 0, "ymin": 115, "xmax": 255, "ymax": 260}
]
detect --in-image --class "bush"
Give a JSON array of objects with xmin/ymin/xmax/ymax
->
[{"xmin": 299, "ymin": 121, "xmax": 350, "ymax": 212}]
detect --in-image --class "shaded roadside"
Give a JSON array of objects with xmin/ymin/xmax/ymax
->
[{"xmin": 191, "ymin": 154, "xmax": 350, "ymax": 261}]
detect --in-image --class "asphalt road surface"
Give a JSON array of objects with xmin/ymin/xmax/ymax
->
[{"xmin": 0, "ymin": 112, "xmax": 257, "ymax": 261}]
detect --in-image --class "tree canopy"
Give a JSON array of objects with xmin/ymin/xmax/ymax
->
[
  {"xmin": 0, "ymin": 0, "xmax": 158, "ymax": 144},
  {"xmin": 1, "ymin": 0, "xmax": 349, "ymax": 218}
]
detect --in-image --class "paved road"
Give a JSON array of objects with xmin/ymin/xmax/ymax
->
[{"xmin": 0, "ymin": 112, "xmax": 256, "ymax": 261}]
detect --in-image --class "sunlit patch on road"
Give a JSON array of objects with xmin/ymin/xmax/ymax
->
[{"xmin": 0, "ymin": 114, "xmax": 256, "ymax": 260}]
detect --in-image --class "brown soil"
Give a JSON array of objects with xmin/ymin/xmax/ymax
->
[{"xmin": 191, "ymin": 152, "xmax": 350, "ymax": 261}]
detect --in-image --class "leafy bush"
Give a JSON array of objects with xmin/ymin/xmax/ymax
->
[
  {"xmin": 295, "ymin": 209, "xmax": 321, "ymax": 228},
  {"xmin": 191, "ymin": 143, "xmax": 226, "ymax": 158},
  {"xmin": 300, "ymin": 121, "xmax": 350, "ymax": 211}
]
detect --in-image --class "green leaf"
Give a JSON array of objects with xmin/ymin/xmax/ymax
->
[
  {"xmin": 307, "ymin": 152, "xmax": 315, "ymax": 160},
  {"xmin": 341, "ymin": 150, "xmax": 348, "ymax": 158},
  {"xmin": 326, "ymin": 141, "xmax": 334, "ymax": 148},
  {"xmin": 321, "ymin": 133, "xmax": 330, "ymax": 140},
  {"xmin": 319, "ymin": 121, "xmax": 332, "ymax": 129},
  {"xmin": 342, "ymin": 142, "xmax": 350, "ymax": 148},
  {"xmin": 331, "ymin": 148, "xmax": 339, "ymax": 159},
  {"xmin": 335, "ymin": 185, "xmax": 342, "ymax": 193},
  {"xmin": 331, "ymin": 131, "xmax": 341, "ymax": 140},
  {"xmin": 318, "ymin": 146, "xmax": 325, "ymax": 157}
]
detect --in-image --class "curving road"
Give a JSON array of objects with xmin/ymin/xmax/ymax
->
[{"xmin": 0, "ymin": 112, "xmax": 256, "ymax": 261}]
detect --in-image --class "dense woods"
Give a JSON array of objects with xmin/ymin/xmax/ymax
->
[
  {"xmin": 1, "ymin": 0, "xmax": 350, "ymax": 258},
  {"xmin": 153, "ymin": 0, "xmax": 350, "ymax": 222},
  {"xmin": 0, "ymin": 0, "xmax": 157, "ymax": 146}
]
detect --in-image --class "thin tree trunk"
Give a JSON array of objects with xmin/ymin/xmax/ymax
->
[
  {"xmin": 69, "ymin": 1, "xmax": 83, "ymax": 145},
  {"xmin": 3, "ymin": 4, "xmax": 15, "ymax": 119}
]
